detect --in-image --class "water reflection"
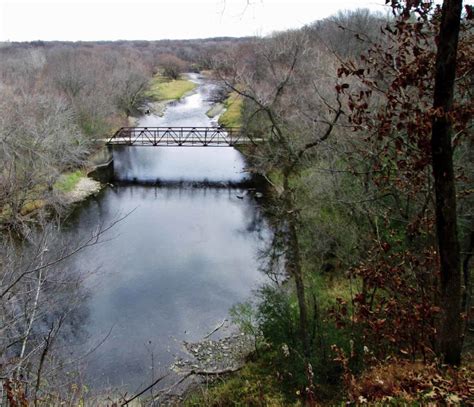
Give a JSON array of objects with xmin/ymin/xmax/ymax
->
[
  {"xmin": 65, "ymin": 73, "xmax": 269, "ymax": 392},
  {"xmin": 67, "ymin": 186, "xmax": 268, "ymax": 390},
  {"xmin": 138, "ymin": 73, "xmax": 219, "ymax": 128},
  {"xmin": 112, "ymin": 146, "xmax": 249, "ymax": 184}
]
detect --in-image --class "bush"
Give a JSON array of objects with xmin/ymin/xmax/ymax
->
[
  {"xmin": 158, "ymin": 53, "xmax": 188, "ymax": 80},
  {"xmin": 230, "ymin": 282, "xmax": 364, "ymax": 402}
]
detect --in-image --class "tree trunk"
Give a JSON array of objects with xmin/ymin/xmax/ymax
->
[
  {"xmin": 431, "ymin": 0, "xmax": 463, "ymax": 366},
  {"xmin": 283, "ymin": 171, "xmax": 311, "ymax": 358}
]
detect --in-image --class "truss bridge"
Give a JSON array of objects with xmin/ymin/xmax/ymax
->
[{"xmin": 107, "ymin": 127, "xmax": 252, "ymax": 147}]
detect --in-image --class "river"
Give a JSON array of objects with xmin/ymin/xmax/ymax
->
[{"xmin": 65, "ymin": 74, "xmax": 269, "ymax": 393}]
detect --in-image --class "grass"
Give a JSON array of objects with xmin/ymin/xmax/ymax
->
[
  {"xmin": 218, "ymin": 92, "xmax": 243, "ymax": 128},
  {"xmin": 54, "ymin": 170, "xmax": 85, "ymax": 193},
  {"xmin": 184, "ymin": 362, "xmax": 297, "ymax": 407},
  {"xmin": 146, "ymin": 74, "xmax": 197, "ymax": 101},
  {"xmin": 308, "ymin": 271, "xmax": 359, "ymax": 312}
]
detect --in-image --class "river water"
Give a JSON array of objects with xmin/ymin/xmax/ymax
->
[{"xmin": 66, "ymin": 74, "xmax": 268, "ymax": 392}]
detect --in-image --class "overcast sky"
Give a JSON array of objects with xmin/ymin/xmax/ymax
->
[{"xmin": 0, "ymin": 0, "xmax": 387, "ymax": 42}]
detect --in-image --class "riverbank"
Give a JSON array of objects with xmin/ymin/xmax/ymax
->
[
  {"xmin": 43, "ymin": 145, "xmax": 112, "ymax": 210},
  {"xmin": 0, "ymin": 171, "xmax": 103, "ymax": 227},
  {"xmin": 205, "ymin": 91, "xmax": 243, "ymax": 128},
  {"xmin": 147, "ymin": 73, "xmax": 198, "ymax": 102},
  {"xmin": 158, "ymin": 332, "xmax": 255, "ymax": 405},
  {"xmin": 57, "ymin": 172, "xmax": 102, "ymax": 204},
  {"xmin": 128, "ymin": 73, "xmax": 199, "ymax": 122},
  {"xmin": 218, "ymin": 91, "xmax": 243, "ymax": 127}
]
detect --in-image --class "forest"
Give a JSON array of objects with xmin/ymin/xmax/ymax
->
[{"xmin": 0, "ymin": 0, "xmax": 473, "ymax": 405}]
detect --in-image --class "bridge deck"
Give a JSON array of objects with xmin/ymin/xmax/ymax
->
[{"xmin": 107, "ymin": 127, "xmax": 252, "ymax": 147}]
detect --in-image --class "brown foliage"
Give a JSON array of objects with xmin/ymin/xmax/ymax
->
[
  {"xmin": 3, "ymin": 379, "xmax": 28, "ymax": 407},
  {"xmin": 347, "ymin": 360, "xmax": 474, "ymax": 404},
  {"xmin": 332, "ymin": 0, "xmax": 473, "ymax": 366},
  {"xmin": 337, "ymin": 5, "xmax": 473, "ymax": 182},
  {"xmin": 332, "ymin": 245, "xmax": 440, "ymax": 361}
]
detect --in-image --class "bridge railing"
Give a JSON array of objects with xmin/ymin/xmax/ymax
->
[{"xmin": 107, "ymin": 127, "xmax": 247, "ymax": 146}]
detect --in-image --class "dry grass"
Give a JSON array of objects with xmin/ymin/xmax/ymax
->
[
  {"xmin": 147, "ymin": 74, "xmax": 197, "ymax": 101},
  {"xmin": 347, "ymin": 360, "xmax": 474, "ymax": 404},
  {"xmin": 218, "ymin": 92, "xmax": 243, "ymax": 127}
]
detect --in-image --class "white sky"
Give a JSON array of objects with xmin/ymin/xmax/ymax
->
[{"xmin": 0, "ymin": 0, "xmax": 387, "ymax": 42}]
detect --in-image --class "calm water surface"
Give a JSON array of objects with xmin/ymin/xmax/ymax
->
[{"xmin": 67, "ymin": 74, "xmax": 269, "ymax": 391}]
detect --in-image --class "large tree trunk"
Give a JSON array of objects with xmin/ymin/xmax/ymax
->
[
  {"xmin": 431, "ymin": 0, "xmax": 463, "ymax": 366},
  {"xmin": 283, "ymin": 171, "xmax": 311, "ymax": 358}
]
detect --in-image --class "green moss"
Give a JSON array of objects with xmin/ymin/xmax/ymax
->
[
  {"xmin": 54, "ymin": 170, "xmax": 84, "ymax": 193},
  {"xmin": 218, "ymin": 92, "xmax": 243, "ymax": 128},
  {"xmin": 146, "ymin": 74, "xmax": 197, "ymax": 101}
]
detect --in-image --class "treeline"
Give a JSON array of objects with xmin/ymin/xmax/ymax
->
[
  {"xmin": 1, "ymin": 3, "xmax": 472, "ymax": 405},
  {"xmin": 0, "ymin": 37, "xmax": 250, "ymax": 229},
  {"xmin": 190, "ymin": 5, "xmax": 473, "ymax": 405},
  {"xmin": 3, "ymin": 37, "xmax": 251, "ymax": 59},
  {"xmin": 0, "ymin": 36, "xmax": 248, "ymax": 405}
]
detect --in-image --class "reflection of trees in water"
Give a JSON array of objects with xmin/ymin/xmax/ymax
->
[
  {"xmin": 227, "ymin": 188, "xmax": 279, "ymax": 284},
  {"xmin": 0, "ymin": 219, "xmax": 111, "ymax": 403},
  {"xmin": 238, "ymin": 192, "xmax": 269, "ymax": 239},
  {"xmin": 112, "ymin": 146, "xmax": 148, "ymax": 181},
  {"xmin": 3, "ymin": 184, "xmax": 269, "ymax": 399},
  {"xmin": 203, "ymin": 81, "xmax": 225, "ymax": 103},
  {"xmin": 153, "ymin": 185, "xmax": 270, "ymax": 241},
  {"xmin": 112, "ymin": 146, "xmax": 134, "ymax": 179},
  {"xmin": 255, "ymin": 201, "xmax": 289, "ymax": 285}
]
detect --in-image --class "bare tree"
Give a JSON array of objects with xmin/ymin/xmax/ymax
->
[
  {"xmin": 0, "ymin": 90, "xmax": 90, "ymax": 228},
  {"xmin": 0, "ymin": 216, "xmax": 123, "ymax": 405},
  {"xmin": 158, "ymin": 53, "xmax": 188, "ymax": 80},
  {"xmin": 215, "ymin": 31, "xmax": 344, "ymax": 375},
  {"xmin": 308, "ymin": 9, "xmax": 386, "ymax": 58}
]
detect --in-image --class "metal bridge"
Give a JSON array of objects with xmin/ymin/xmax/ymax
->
[{"xmin": 107, "ymin": 127, "xmax": 252, "ymax": 147}]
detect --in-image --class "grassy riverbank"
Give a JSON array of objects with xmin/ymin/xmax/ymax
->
[
  {"xmin": 184, "ymin": 362, "xmax": 294, "ymax": 406},
  {"xmin": 218, "ymin": 91, "xmax": 243, "ymax": 127},
  {"xmin": 0, "ymin": 170, "xmax": 99, "ymax": 222},
  {"xmin": 147, "ymin": 74, "xmax": 197, "ymax": 101},
  {"xmin": 54, "ymin": 170, "xmax": 85, "ymax": 193}
]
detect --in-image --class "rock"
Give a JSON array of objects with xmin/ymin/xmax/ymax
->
[{"xmin": 64, "ymin": 177, "xmax": 102, "ymax": 204}]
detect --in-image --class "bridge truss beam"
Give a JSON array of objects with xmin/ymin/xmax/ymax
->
[{"xmin": 107, "ymin": 127, "xmax": 251, "ymax": 147}]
